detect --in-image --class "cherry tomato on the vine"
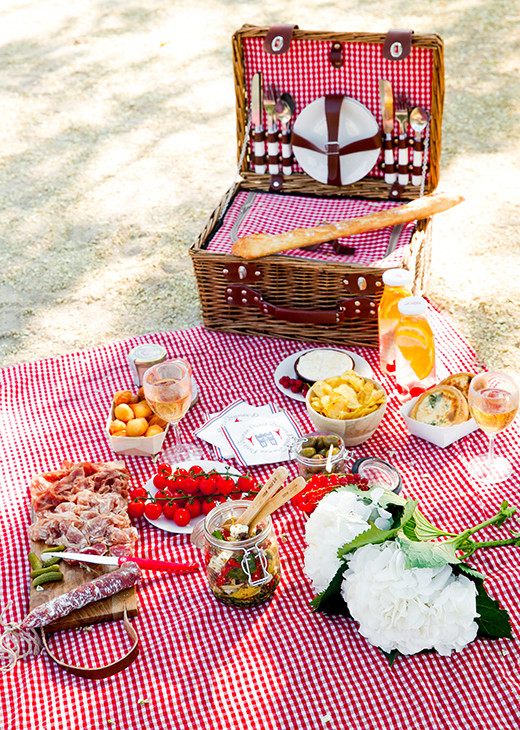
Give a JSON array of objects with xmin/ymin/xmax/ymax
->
[
  {"xmin": 156, "ymin": 463, "xmax": 172, "ymax": 476},
  {"xmin": 237, "ymin": 475, "xmax": 257, "ymax": 493},
  {"xmin": 199, "ymin": 474, "xmax": 217, "ymax": 495},
  {"xmin": 155, "ymin": 489, "xmax": 170, "ymax": 505},
  {"xmin": 189, "ymin": 465, "xmax": 204, "ymax": 476},
  {"xmin": 182, "ymin": 476, "xmax": 199, "ymax": 496},
  {"xmin": 186, "ymin": 498, "xmax": 202, "ymax": 518},
  {"xmin": 173, "ymin": 508, "xmax": 191, "ymax": 527},
  {"xmin": 202, "ymin": 495, "xmax": 225, "ymax": 515},
  {"xmin": 162, "ymin": 501, "xmax": 177, "ymax": 521},
  {"xmin": 168, "ymin": 490, "xmax": 187, "ymax": 508},
  {"xmin": 128, "ymin": 500, "xmax": 146, "ymax": 518},
  {"xmin": 129, "ymin": 487, "xmax": 148, "ymax": 501},
  {"xmin": 144, "ymin": 502, "xmax": 162, "ymax": 520},
  {"xmin": 153, "ymin": 473, "xmax": 169, "ymax": 490},
  {"xmin": 216, "ymin": 475, "xmax": 235, "ymax": 496}
]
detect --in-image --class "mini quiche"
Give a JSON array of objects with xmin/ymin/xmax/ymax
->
[
  {"xmin": 439, "ymin": 372, "xmax": 475, "ymax": 399},
  {"xmin": 410, "ymin": 385, "xmax": 469, "ymax": 427}
]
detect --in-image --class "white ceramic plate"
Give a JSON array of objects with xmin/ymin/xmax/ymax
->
[
  {"xmin": 274, "ymin": 349, "xmax": 374, "ymax": 402},
  {"xmin": 292, "ymin": 96, "xmax": 380, "ymax": 185},
  {"xmin": 143, "ymin": 459, "xmax": 242, "ymax": 534}
]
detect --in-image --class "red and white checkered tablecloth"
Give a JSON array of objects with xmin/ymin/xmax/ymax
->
[
  {"xmin": 1, "ymin": 308, "xmax": 519, "ymax": 730},
  {"xmin": 206, "ymin": 190, "xmax": 416, "ymax": 267}
]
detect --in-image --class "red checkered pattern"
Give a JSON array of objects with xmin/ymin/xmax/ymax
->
[
  {"xmin": 206, "ymin": 190, "xmax": 415, "ymax": 266},
  {"xmin": 243, "ymin": 36, "xmax": 434, "ymax": 177},
  {"xmin": 1, "ymin": 307, "xmax": 520, "ymax": 729}
]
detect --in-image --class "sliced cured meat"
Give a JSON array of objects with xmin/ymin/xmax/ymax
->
[{"xmin": 29, "ymin": 460, "xmax": 137, "ymax": 554}]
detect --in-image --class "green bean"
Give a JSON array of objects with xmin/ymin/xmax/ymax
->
[
  {"xmin": 30, "ymin": 565, "xmax": 64, "ymax": 579},
  {"xmin": 28, "ymin": 552, "xmax": 42, "ymax": 571},
  {"xmin": 32, "ymin": 572, "xmax": 63, "ymax": 588}
]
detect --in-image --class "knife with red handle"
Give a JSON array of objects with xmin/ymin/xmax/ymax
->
[{"xmin": 42, "ymin": 551, "xmax": 200, "ymax": 574}]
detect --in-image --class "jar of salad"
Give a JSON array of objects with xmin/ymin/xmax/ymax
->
[{"xmin": 190, "ymin": 500, "xmax": 281, "ymax": 608}]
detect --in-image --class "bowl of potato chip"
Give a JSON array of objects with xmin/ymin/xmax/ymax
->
[{"xmin": 305, "ymin": 371, "xmax": 387, "ymax": 446}]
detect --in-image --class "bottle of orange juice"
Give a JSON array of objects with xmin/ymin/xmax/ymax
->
[
  {"xmin": 395, "ymin": 296, "xmax": 436, "ymax": 398},
  {"xmin": 378, "ymin": 269, "xmax": 413, "ymax": 375}
]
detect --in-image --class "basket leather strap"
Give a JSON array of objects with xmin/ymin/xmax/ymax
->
[
  {"xmin": 225, "ymin": 285, "xmax": 376, "ymax": 323},
  {"xmin": 40, "ymin": 604, "xmax": 139, "ymax": 680},
  {"xmin": 324, "ymin": 94, "xmax": 343, "ymax": 186}
]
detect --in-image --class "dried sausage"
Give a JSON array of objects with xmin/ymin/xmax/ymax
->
[{"xmin": 21, "ymin": 562, "xmax": 141, "ymax": 630}]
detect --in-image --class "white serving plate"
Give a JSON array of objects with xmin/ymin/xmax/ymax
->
[
  {"xmin": 292, "ymin": 96, "xmax": 380, "ymax": 185},
  {"xmin": 143, "ymin": 459, "xmax": 242, "ymax": 534},
  {"xmin": 274, "ymin": 348, "xmax": 374, "ymax": 402}
]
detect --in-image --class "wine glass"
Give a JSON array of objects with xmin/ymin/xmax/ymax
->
[
  {"xmin": 467, "ymin": 371, "xmax": 519, "ymax": 483},
  {"xmin": 142, "ymin": 358, "xmax": 202, "ymax": 464}
]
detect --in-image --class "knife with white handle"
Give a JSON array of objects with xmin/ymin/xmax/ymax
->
[
  {"xmin": 379, "ymin": 79, "xmax": 396, "ymax": 184},
  {"xmin": 42, "ymin": 551, "xmax": 200, "ymax": 573},
  {"xmin": 251, "ymin": 72, "xmax": 266, "ymax": 174}
]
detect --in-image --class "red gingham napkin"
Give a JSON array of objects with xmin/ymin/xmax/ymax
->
[
  {"xmin": 206, "ymin": 190, "xmax": 416, "ymax": 267},
  {"xmin": 242, "ymin": 36, "xmax": 434, "ymax": 178},
  {"xmin": 1, "ymin": 308, "xmax": 520, "ymax": 730}
]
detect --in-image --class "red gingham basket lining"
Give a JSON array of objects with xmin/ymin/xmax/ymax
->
[
  {"xmin": 206, "ymin": 190, "xmax": 415, "ymax": 267},
  {"xmin": 1, "ymin": 307, "xmax": 520, "ymax": 729},
  {"xmin": 242, "ymin": 36, "xmax": 434, "ymax": 178}
]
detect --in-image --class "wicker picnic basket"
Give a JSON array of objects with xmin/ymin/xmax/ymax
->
[{"xmin": 190, "ymin": 25, "xmax": 444, "ymax": 348}]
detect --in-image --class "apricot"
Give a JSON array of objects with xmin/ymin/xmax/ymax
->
[
  {"xmin": 144, "ymin": 425, "xmax": 163, "ymax": 437},
  {"xmin": 126, "ymin": 417, "xmax": 149, "ymax": 437},
  {"xmin": 131, "ymin": 400, "xmax": 153, "ymax": 420},
  {"xmin": 114, "ymin": 403, "xmax": 134, "ymax": 422},
  {"xmin": 148, "ymin": 414, "xmax": 167, "ymax": 429},
  {"xmin": 113, "ymin": 390, "xmax": 133, "ymax": 406},
  {"xmin": 109, "ymin": 419, "xmax": 127, "ymax": 436}
]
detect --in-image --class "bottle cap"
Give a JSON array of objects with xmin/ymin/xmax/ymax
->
[
  {"xmin": 397, "ymin": 296, "xmax": 427, "ymax": 316},
  {"xmin": 382, "ymin": 268, "xmax": 413, "ymax": 287}
]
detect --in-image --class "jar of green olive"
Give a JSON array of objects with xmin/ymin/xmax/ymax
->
[{"xmin": 291, "ymin": 431, "xmax": 346, "ymax": 479}]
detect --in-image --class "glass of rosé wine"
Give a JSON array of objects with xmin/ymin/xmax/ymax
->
[
  {"xmin": 468, "ymin": 371, "xmax": 519, "ymax": 483},
  {"xmin": 143, "ymin": 358, "xmax": 202, "ymax": 464}
]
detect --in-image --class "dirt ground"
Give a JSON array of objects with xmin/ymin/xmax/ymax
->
[{"xmin": 0, "ymin": 1, "xmax": 519, "ymax": 378}]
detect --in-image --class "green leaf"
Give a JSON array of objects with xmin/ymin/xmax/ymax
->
[
  {"xmin": 337, "ymin": 499, "xmax": 418, "ymax": 558},
  {"xmin": 455, "ymin": 562, "xmax": 487, "ymax": 581},
  {"xmin": 310, "ymin": 562, "xmax": 351, "ymax": 617},
  {"xmin": 382, "ymin": 649, "xmax": 399, "ymax": 667},
  {"xmin": 412, "ymin": 509, "xmax": 447, "ymax": 541},
  {"xmin": 473, "ymin": 579, "xmax": 513, "ymax": 639},
  {"xmin": 398, "ymin": 535, "xmax": 461, "ymax": 569}
]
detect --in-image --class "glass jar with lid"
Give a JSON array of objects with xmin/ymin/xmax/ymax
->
[
  {"xmin": 190, "ymin": 500, "xmax": 281, "ymax": 608},
  {"xmin": 291, "ymin": 431, "xmax": 345, "ymax": 480}
]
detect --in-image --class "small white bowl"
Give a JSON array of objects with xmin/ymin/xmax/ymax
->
[
  {"xmin": 305, "ymin": 378, "xmax": 387, "ymax": 447},
  {"xmin": 400, "ymin": 397, "xmax": 478, "ymax": 448},
  {"xmin": 105, "ymin": 404, "xmax": 169, "ymax": 457}
]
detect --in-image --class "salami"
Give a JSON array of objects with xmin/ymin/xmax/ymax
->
[{"xmin": 21, "ymin": 562, "xmax": 141, "ymax": 630}]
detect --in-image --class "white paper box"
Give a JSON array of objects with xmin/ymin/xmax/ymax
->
[
  {"xmin": 400, "ymin": 397, "xmax": 479, "ymax": 448},
  {"xmin": 105, "ymin": 405, "xmax": 169, "ymax": 457}
]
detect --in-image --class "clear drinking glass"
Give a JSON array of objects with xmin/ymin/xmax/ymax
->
[
  {"xmin": 467, "ymin": 371, "xmax": 519, "ymax": 483},
  {"xmin": 142, "ymin": 358, "xmax": 202, "ymax": 463}
]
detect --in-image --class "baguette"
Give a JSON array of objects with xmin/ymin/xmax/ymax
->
[{"xmin": 231, "ymin": 191, "xmax": 464, "ymax": 260}]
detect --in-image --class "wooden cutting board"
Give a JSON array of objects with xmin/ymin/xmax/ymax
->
[{"xmin": 29, "ymin": 540, "xmax": 138, "ymax": 633}]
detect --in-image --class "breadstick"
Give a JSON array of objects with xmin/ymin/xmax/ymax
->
[{"xmin": 231, "ymin": 191, "xmax": 464, "ymax": 260}]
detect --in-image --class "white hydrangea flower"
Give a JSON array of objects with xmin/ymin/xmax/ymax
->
[
  {"xmin": 341, "ymin": 541, "xmax": 479, "ymax": 656},
  {"xmin": 303, "ymin": 488, "xmax": 386, "ymax": 593}
]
